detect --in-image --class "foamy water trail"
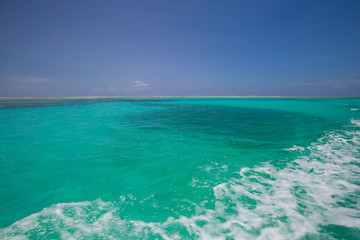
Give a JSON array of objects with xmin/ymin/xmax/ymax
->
[
  {"xmin": 283, "ymin": 145, "xmax": 305, "ymax": 152},
  {"xmin": 1, "ymin": 121, "xmax": 360, "ymax": 239}
]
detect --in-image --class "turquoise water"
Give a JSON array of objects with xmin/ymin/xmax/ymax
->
[{"xmin": 0, "ymin": 97, "xmax": 359, "ymax": 239}]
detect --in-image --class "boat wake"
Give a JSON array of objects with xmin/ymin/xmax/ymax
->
[{"xmin": 1, "ymin": 120, "xmax": 360, "ymax": 239}]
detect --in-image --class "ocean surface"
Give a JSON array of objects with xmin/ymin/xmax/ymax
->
[{"xmin": 0, "ymin": 97, "xmax": 359, "ymax": 239}]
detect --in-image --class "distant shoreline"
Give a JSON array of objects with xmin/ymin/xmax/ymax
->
[{"xmin": 0, "ymin": 96, "xmax": 359, "ymax": 100}]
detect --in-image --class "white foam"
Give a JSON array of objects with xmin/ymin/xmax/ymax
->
[
  {"xmin": 351, "ymin": 118, "xmax": 360, "ymax": 127},
  {"xmin": 350, "ymin": 108, "xmax": 358, "ymax": 111},
  {"xmin": 284, "ymin": 145, "xmax": 305, "ymax": 152},
  {"xmin": 1, "ymin": 124, "xmax": 360, "ymax": 239}
]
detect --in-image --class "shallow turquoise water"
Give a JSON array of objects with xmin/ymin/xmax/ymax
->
[{"xmin": 0, "ymin": 98, "xmax": 359, "ymax": 239}]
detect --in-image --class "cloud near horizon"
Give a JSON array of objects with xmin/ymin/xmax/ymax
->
[
  {"xmin": 0, "ymin": 73, "xmax": 57, "ymax": 97},
  {"xmin": 0, "ymin": 73, "xmax": 55, "ymax": 84},
  {"xmin": 288, "ymin": 73, "xmax": 360, "ymax": 96},
  {"xmin": 132, "ymin": 80, "xmax": 148, "ymax": 88}
]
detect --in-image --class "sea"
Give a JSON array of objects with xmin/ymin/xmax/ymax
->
[{"xmin": 0, "ymin": 97, "xmax": 359, "ymax": 239}]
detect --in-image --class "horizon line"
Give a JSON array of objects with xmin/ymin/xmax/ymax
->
[{"xmin": 1, "ymin": 96, "xmax": 360, "ymax": 100}]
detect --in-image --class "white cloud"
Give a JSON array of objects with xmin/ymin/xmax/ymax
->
[
  {"xmin": 107, "ymin": 85, "xmax": 117, "ymax": 92},
  {"xmin": 132, "ymin": 80, "xmax": 148, "ymax": 88},
  {"xmin": 287, "ymin": 73, "xmax": 360, "ymax": 96},
  {"xmin": 0, "ymin": 73, "xmax": 55, "ymax": 84}
]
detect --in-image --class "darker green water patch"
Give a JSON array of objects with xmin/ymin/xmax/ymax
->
[
  {"xmin": 0, "ymin": 98, "xmax": 172, "ymax": 109},
  {"xmin": 303, "ymin": 225, "xmax": 360, "ymax": 240},
  {"xmin": 126, "ymin": 102, "xmax": 340, "ymax": 164}
]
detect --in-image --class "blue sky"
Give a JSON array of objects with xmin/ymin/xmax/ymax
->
[{"xmin": 0, "ymin": 0, "xmax": 359, "ymax": 97}]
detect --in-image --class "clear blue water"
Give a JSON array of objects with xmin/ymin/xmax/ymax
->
[{"xmin": 0, "ymin": 98, "xmax": 359, "ymax": 239}]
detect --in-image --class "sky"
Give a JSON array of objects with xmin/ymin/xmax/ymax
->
[{"xmin": 0, "ymin": 0, "xmax": 360, "ymax": 97}]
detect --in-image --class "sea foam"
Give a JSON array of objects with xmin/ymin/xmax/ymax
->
[
  {"xmin": 351, "ymin": 118, "xmax": 360, "ymax": 127},
  {"xmin": 283, "ymin": 145, "xmax": 305, "ymax": 152}
]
